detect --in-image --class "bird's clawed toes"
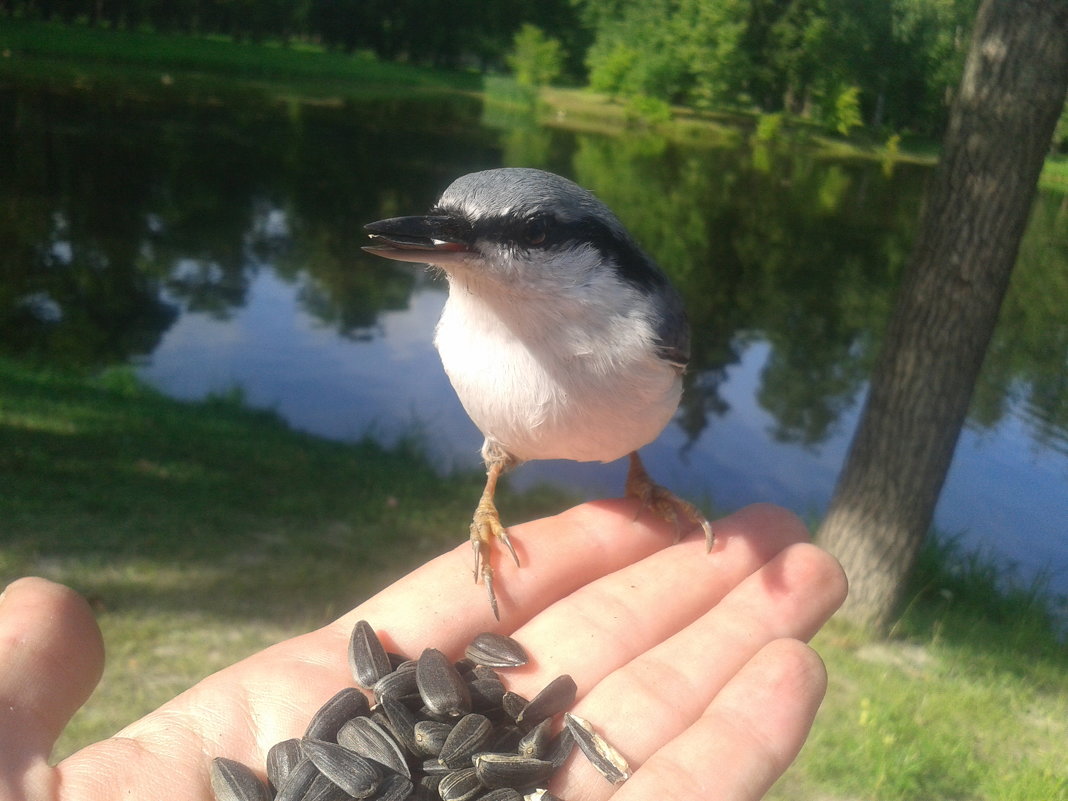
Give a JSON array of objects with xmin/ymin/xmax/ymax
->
[
  {"xmin": 625, "ymin": 451, "xmax": 715, "ymax": 550},
  {"xmin": 469, "ymin": 495, "xmax": 519, "ymax": 620}
]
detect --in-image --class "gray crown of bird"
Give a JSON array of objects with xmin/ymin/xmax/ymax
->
[{"xmin": 365, "ymin": 167, "xmax": 712, "ymax": 618}]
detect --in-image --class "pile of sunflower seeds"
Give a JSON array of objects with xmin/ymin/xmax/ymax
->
[{"xmin": 210, "ymin": 621, "xmax": 631, "ymax": 801}]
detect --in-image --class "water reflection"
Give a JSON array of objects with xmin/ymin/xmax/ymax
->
[{"xmin": 3, "ymin": 77, "xmax": 1066, "ymax": 593}]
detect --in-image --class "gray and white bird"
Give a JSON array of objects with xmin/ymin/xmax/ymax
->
[{"xmin": 364, "ymin": 167, "xmax": 712, "ymax": 618}]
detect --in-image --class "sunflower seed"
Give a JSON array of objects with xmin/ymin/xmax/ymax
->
[
  {"xmin": 543, "ymin": 727, "xmax": 575, "ymax": 771},
  {"xmin": 421, "ymin": 757, "xmax": 452, "ymax": 776},
  {"xmin": 500, "ymin": 692, "xmax": 528, "ymax": 722},
  {"xmin": 416, "ymin": 648, "xmax": 472, "ymax": 718},
  {"xmin": 515, "ymin": 675, "xmax": 576, "ymax": 731},
  {"xmin": 419, "ymin": 773, "xmax": 444, "ymax": 795},
  {"xmin": 563, "ymin": 713, "xmax": 631, "ymax": 784},
  {"xmin": 302, "ymin": 739, "xmax": 383, "ymax": 799},
  {"xmin": 454, "ymin": 657, "xmax": 477, "ymax": 675},
  {"xmin": 215, "ymin": 624, "xmax": 609, "ymax": 801},
  {"xmin": 472, "ymin": 754, "xmax": 554, "ymax": 790},
  {"xmin": 487, "ymin": 724, "xmax": 524, "ymax": 754},
  {"xmin": 265, "ymin": 739, "xmax": 303, "ymax": 792},
  {"xmin": 305, "ymin": 687, "xmax": 371, "ymax": 741},
  {"xmin": 379, "ymin": 696, "xmax": 421, "ymax": 755},
  {"xmin": 438, "ymin": 713, "xmax": 492, "ymax": 769},
  {"xmin": 273, "ymin": 756, "xmax": 320, "ymax": 801},
  {"xmin": 210, "ymin": 757, "xmax": 270, "ymax": 801},
  {"xmin": 413, "ymin": 720, "xmax": 453, "ymax": 756},
  {"xmin": 516, "ymin": 719, "xmax": 552, "ymax": 760},
  {"xmin": 469, "ymin": 677, "xmax": 507, "ymax": 711},
  {"xmin": 465, "ymin": 633, "xmax": 529, "ymax": 668},
  {"xmin": 472, "ymin": 665, "xmax": 502, "ymax": 682},
  {"xmin": 337, "ymin": 716, "xmax": 411, "ymax": 778},
  {"xmin": 373, "ymin": 661, "xmax": 419, "ymax": 704},
  {"xmin": 350, "ymin": 620, "xmax": 394, "ymax": 689},
  {"xmin": 302, "ymin": 773, "xmax": 352, "ymax": 801},
  {"xmin": 438, "ymin": 767, "xmax": 484, "ymax": 801},
  {"xmin": 375, "ymin": 772, "xmax": 415, "ymax": 801}
]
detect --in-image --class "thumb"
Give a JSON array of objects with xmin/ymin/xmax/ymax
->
[{"xmin": 0, "ymin": 577, "xmax": 105, "ymax": 799}]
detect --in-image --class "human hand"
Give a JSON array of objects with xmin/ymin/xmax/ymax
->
[{"xmin": 0, "ymin": 501, "xmax": 846, "ymax": 801}]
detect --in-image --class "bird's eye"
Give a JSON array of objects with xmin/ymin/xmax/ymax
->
[{"xmin": 522, "ymin": 217, "xmax": 550, "ymax": 247}]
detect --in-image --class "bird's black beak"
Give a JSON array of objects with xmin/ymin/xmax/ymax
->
[{"xmin": 363, "ymin": 215, "xmax": 472, "ymax": 266}]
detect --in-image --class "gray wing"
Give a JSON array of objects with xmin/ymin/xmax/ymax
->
[{"xmin": 653, "ymin": 285, "xmax": 691, "ymax": 371}]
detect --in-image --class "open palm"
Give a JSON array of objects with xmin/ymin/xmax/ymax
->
[{"xmin": 1, "ymin": 501, "xmax": 845, "ymax": 801}]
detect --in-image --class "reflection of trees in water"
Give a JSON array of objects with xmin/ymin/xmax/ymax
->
[
  {"xmin": 0, "ymin": 83, "xmax": 487, "ymax": 365},
  {"xmin": 2, "ymin": 78, "xmax": 1066, "ymax": 452},
  {"xmin": 568, "ymin": 132, "xmax": 924, "ymax": 447}
]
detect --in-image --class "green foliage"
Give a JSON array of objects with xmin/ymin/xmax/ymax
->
[
  {"xmin": 506, "ymin": 24, "xmax": 564, "ymax": 88},
  {"xmin": 4, "ymin": 0, "xmax": 983, "ymax": 135},
  {"xmin": 753, "ymin": 111, "xmax": 784, "ymax": 143},
  {"xmin": 622, "ymin": 94, "xmax": 673, "ymax": 125},
  {"xmin": 832, "ymin": 84, "xmax": 863, "ymax": 135},
  {"xmin": 882, "ymin": 131, "xmax": 903, "ymax": 176},
  {"xmin": 586, "ymin": 42, "xmax": 638, "ymax": 94},
  {"xmin": 584, "ymin": 4, "xmax": 692, "ymax": 101},
  {"xmin": 577, "ymin": 0, "xmax": 978, "ymax": 134}
]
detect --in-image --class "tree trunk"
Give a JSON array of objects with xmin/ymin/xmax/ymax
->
[{"xmin": 816, "ymin": 0, "xmax": 1068, "ymax": 631}]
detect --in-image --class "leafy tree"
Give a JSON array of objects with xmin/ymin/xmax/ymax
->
[
  {"xmin": 507, "ymin": 24, "xmax": 564, "ymax": 87},
  {"xmin": 833, "ymin": 85, "xmax": 863, "ymax": 135}
]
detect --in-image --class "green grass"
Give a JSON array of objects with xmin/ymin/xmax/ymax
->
[
  {"xmin": 776, "ymin": 537, "xmax": 1068, "ymax": 801},
  {"xmin": 0, "ymin": 358, "xmax": 564, "ymax": 756},
  {"xmin": 3, "ymin": 358, "xmax": 1065, "ymax": 798},
  {"xmin": 1042, "ymin": 155, "xmax": 1068, "ymax": 194},
  {"xmin": 0, "ymin": 18, "xmax": 480, "ymax": 102}
]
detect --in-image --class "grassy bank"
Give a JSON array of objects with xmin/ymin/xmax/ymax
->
[
  {"xmin": 2, "ymin": 359, "xmax": 1065, "ymax": 799},
  {"xmin": 0, "ymin": 358, "xmax": 564, "ymax": 755},
  {"xmin": 0, "ymin": 18, "xmax": 480, "ymax": 102},
  {"xmin": 4, "ymin": 17, "xmax": 1067, "ymax": 190}
]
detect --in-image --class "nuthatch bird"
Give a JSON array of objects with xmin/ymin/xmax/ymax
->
[{"xmin": 365, "ymin": 168, "xmax": 712, "ymax": 618}]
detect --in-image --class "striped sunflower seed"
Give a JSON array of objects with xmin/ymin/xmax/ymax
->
[
  {"xmin": 464, "ymin": 633, "xmax": 529, "ymax": 668},
  {"xmin": 209, "ymin": 757, "xmax": 270, "ymax": 801},
  {"xmin": 564, "ymin": 713, "xmax": 631, "ymax": 784},
  {"xmin": 349, "ymin": 619, "xmax": 393, "ymax": 689}
]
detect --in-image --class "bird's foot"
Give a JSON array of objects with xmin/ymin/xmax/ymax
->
[
  {"xmin": 625, "ymin": 451, "xmax": 714, "ymax": 550},
  {"xmin": 469, "ymin": 493, "xmax": 519, "ymax": 620}
]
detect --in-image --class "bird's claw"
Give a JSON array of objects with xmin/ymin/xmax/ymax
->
[
  {"xmin": 626, "ymin": 452, "xmax": 715, "ymax": 550},
  {"xmin": 470, "ymin": 496, "xmax": 517, "ymax": 620}
]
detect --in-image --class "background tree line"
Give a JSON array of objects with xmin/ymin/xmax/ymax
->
[{"xmin": 2, "ymin": 0, "xmax": 1006, "ymax": 139}]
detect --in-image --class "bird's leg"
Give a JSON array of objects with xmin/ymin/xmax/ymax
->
[
  {"xmin": 470, "ymin": 452, "xmax": 519, "ymax": 619},
  {"xmin": 625, "ymin": 451, "xmax": 714, "ymax": 550}
]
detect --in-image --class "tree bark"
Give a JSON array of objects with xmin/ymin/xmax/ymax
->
[{"xmin": 816, "ymin": 0, "xmax": 1068, "ymax": 630}]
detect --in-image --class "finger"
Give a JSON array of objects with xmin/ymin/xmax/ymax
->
[
  {"xmin": 504, "ymin": 503, "xmax": 817, "ymax": 694},
  {"xmin": 322, "ymin": 499, "xmax": 712, "ymax": 659},
  {"xmin": 0, "ymin": 578, "xmax": 104, "ymax": 796},
  {"xmin": 548, "ymin": 541, "xmax": 845, "ymax": 799},
  {"xmin": 57, "ymin": 501, "xmax": 814, "ymax": 798},
  {"xmin": 80, "ymin": 500, "xmax": 709, "ymax": 775},
  {"xmin": 618, "ymin": 639, "xmax": 828, "ymax": 801},
  {"xmin": 240, "ymin": 501, "xmax": 808, "ymax": 725}
]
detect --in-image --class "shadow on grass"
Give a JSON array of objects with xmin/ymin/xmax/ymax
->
[
  {"xmin": 0, "ymin": 359, "xmax": 568, "ymax": 624},
  {"xmin": 892, "ymin": 533, "xmax": 1068, "ymax": 685}
]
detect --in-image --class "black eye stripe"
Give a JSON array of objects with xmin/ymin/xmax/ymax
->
[{"xmin": 464, "ymin": 213, "xmax": 668, "ymax": 291}]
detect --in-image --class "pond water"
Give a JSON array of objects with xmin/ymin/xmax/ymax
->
[{"xmin": 3, "ymin": 77, "xmax": 1066, "ymax": 597}]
